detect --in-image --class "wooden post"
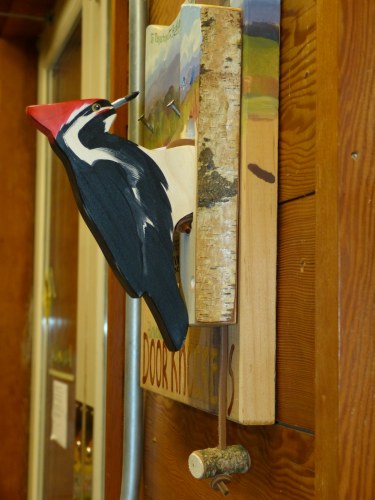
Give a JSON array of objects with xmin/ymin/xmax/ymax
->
[
  {"xmin": 316, "ymin": 0, "xmax": 375, "ymax": 497},
  {"xmin": 195, "ymin": 6, "xmax": 242, "ymax": 324}
]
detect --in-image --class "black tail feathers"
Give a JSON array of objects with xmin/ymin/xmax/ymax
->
[{"xmin": 144, "ymin": 285, "xmax": 188, "ymax": 352}]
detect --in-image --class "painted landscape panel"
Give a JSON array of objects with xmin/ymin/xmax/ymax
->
[{"xmin": 141, "ymin": 0, "xmax": 280, "ymax": 424}]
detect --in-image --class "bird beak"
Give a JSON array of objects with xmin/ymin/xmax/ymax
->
[{"xmin": 111, "ymin": 91, "xmax": 139, "ymax": 109}]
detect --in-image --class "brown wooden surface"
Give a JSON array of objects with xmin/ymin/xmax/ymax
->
[
  {"xmin": 277, "ymin": 195, "xmax": 315, "ymax": 430},
  {"xmin": 337, "ymin": 1, "xmax": 375, "ymax": 495},
  {"xmin": 279, "ymin": 0, "xmax": 316, "ymax": 203},
  {"xmin": 149, "ymin": 0, "xmax": 182, "ymax": 25},
  {"xmin": 316, "ymin": 0, "xmax": 375, "ymax": 497},
  {"xmin": 143, "ymin": 392, "xmax": 314, "ymax": 500},
  {"xmin": 0, "ymin": 0, "xmax": 56, "ymax": 38},
  {"xmin": 0, "ymin": 39, "xmax": 37, "ymax": 499},
  {"xmin": 315, "ymin": 0, "xmax": 339, "ymax": 496}
]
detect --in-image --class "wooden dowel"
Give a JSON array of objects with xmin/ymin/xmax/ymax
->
[{"xmin": 218, "ymin": 326, "xmax": 229, "ymax": 450}]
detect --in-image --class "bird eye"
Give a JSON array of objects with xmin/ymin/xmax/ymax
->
[{"xmin": 92, "ymin": 103, "xmax": 102, "ymax": 112}]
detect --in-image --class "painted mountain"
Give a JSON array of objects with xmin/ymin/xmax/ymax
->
[
  {"xmin": 232, "ymin": 0, "xmax": 281, "ymax": 119},
  {"xmin": 144, "ymin": 6, "xmax": 204, "ymax": 148},
  {"xmin": 145, "ymin": 17, "xmax": 182, "ymax": 147}
]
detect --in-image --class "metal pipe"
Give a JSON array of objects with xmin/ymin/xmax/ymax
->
[
  {"xmin": 120, "ymin": 2, "xmax": 147, "ymax": 500},
  {"xmin": 120, "ymin": 297, "xmax": 142, "ymax": 500},
  {"xmin": 128, "ymin": 1, "xmax": 148, "ymax": 144}
]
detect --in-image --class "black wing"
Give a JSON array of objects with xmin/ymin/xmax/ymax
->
[{"xmin": 54, "ymin": 134, "xmax": 188, "ymax": 351}]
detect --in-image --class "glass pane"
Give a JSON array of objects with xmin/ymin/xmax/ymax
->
[{"xmin": 43, "ymin": 21, "xmax": 82, "ymax": 499}]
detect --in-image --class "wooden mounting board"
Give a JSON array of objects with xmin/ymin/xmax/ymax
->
[
  {"xmin": 142, "ymin": 4, "xmax": 241, "ymax": 325},
  {"xmin": 141, "ymin": 1, "xmax": 280, "ymax": 425},
  {"xmin": 194, "ymin": 6, "xmax": 241, "ymax": 323}
]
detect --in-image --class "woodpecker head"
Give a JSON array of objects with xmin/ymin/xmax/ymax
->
[{"xmin": 26, "ymin": 91, "xmax": 139, "ymax": 144}]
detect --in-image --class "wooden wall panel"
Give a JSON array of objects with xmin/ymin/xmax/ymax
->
[
  {"xmin": 314, "ymin": 1, "xmax": 339, "ymax": 495},
  {"xmin": 316, "ymin": 0, "xmax": 375, "ymax": 497},
  {"xmin": 0, "ymin": 39, "xmax": 37, "ymax": 499},
  {"xmin": 277, "ymin": 195, "xmax": 315, "ymax": 430},
  {"xmin": 149, "ymin": 0, "xmax": 182, "ymax": 26},
  {"xmin": 143, "ymin": 393, "xmax": 314, "ymax": 500},
  {"xmin": 337, "ymin": 2, "xmax": 375, "ymax": 495},
  {"xmin": 279, "ymin": 0, "xmax": 316, "ymax": 202},
  {"xmin": 0, "ymin": 0, "xmax": 56, "ymax": 39}
]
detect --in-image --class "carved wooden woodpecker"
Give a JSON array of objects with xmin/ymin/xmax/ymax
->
[{"xmin": 27, "ymin": 92, "xmax": 188, "ymax": 351}]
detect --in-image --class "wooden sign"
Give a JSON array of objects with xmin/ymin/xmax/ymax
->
[{"xmin": 141, "ymin": 0, "xmax": 280, "ymax": 425}]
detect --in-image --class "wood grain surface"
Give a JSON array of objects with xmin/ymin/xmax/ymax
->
[
  {"xmin": 279, "ymin": 0, "xmax": 316, "ymax": 202},
  {"xmin": 142, "ymin": 392, "xmax": 314, "ymax": 500},
  {"xmin": 277, "ymin": 195, "xmax": 315, "ymax": 430},
  {"xmin": 0, "ymin": 0, "xmax": 56, "ymax": 38},
  {"xmin": 315, "ymin": 0, "xmax": 339, "ymax": 496},
  {"xmin": 337, "ymin": 0, "xmax": 375, "ymax": 493},
  {"xmin": 316, "ymin": 0, "xmax": 375, "ymax": 497},
  {"xmin": 149, "ymin": 0, "xmax": 183, "ymax": 26},
  {"xmin": 0, "ymin": 39, "xmax": 37, "ymax": 499}
]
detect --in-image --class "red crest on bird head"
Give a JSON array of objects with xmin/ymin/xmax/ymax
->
[{"xmin": 26, "ymin": 99, "xmax": 99, "ymax": 143}]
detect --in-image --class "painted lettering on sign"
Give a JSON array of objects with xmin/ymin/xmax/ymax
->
[
  {"xmin": 150, "ymin": 17, "xmax": 180, "ymax": 45},
  {"xmin": 141, "ymin": 329, "xmax": 236, "ymax": 416},
  {"xmin": 142, "ymin": 332, "xmax": 187, "ymax": 394}
]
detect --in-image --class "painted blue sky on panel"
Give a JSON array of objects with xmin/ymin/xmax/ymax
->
[{"xmin": 231, "ymin": 0, "xmax": 280, "ymax": 25}]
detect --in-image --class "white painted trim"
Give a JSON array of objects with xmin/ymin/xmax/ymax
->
[
  {"xmin": 80, "ymin": 2, "xmax": 109, "ymax": 498},
  {"xmin": 28, "ymin": 0, "xmax": 108, "ymax": 498},
  {"xmin": 28, "ymin": 121, "xmax": 50, "ymax": 500},
  {"xmin": 39, "ymin": 0, "xmax": 82, "ymax": 71},
  {"xmin": 28, "ymin": 4, "xmax": 83, "ymax": 498}
]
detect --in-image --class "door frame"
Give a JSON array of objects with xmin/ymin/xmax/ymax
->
[{"xmin": 28, "ymin": 0, "xmax": 109, "ymax": 498}]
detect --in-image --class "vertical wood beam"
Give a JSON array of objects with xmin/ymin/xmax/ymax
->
[
  {"xmin": 315, "ymin": 0, "xmax": 339, "ymax": 494},
  {"xmin": 195, "ymin": 6, "xmax": 241, "ymax": 323},
  {"xmin": 316, "ymin": 0, "xmax": 375, "ymax": 497},
  {"xmin": 337, "ymin": 0, "xmax": 375, "ymax": 497},
  {"xmin": 0, "ymin": 39, "xmax": 37, "ymax": 499}
]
